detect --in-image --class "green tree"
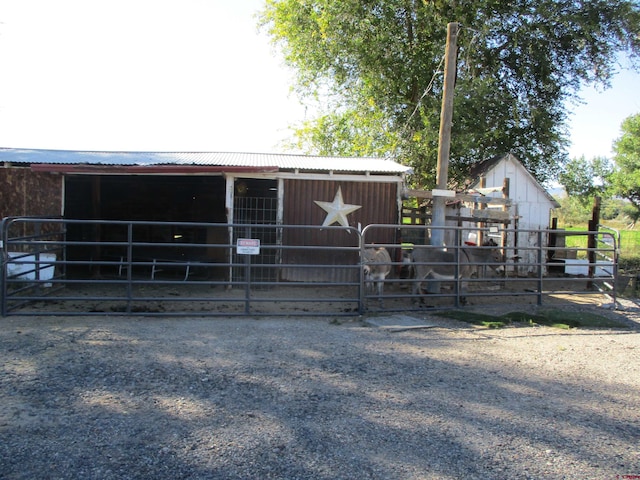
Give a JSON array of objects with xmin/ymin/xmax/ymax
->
[
  {"xmin": 610, "ymin": 113, "xmax": 640, "ymax": 218},
  {"xmin": 260, "ymin": 0, "xmax": 640, "ymax": 187},
  {"xmin": 558, "ymin": 155, "xmax": 611, "ymax": 203},
  {"xmin": 622, "ymin": 203, "xmax": 640, "ymax": 227},
  {"xmin": 555, "ymin": 195, "xmax": 592, "ymax": 226}
]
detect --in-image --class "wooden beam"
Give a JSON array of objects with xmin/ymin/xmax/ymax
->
[
  {"xmin": 406, "ymin": 189, "xmax": 511, "ymax": 206},
  {"xmin": 432, "ymin": 22, "xmax": 460, "ymax": 250},
  {"xmin": 418, "ymin": 214, "xmax": 512, "ymax": 225},
  {"xmin": 472, "ymin": 209, "xmax": 511, "ymax": 222}
]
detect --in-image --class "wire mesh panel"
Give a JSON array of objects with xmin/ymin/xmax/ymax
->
[{"xmin": 232, "ymin": 196, "xmax": 279, "ymax": 283}]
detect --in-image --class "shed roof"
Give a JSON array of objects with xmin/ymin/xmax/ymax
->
[
  {"xmin": 468, "ymin": 153, "xmax": 560, "ymax": 208},
  {"xmin": 0, "ymin": 148, "xmax": 411, "ymax": 175}
]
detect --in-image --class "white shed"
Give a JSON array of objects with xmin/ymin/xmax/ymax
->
[{"xmin": 465, "ymin": 153, "xmax": 561, "ymax": 274}]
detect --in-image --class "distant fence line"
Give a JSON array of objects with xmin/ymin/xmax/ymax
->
[{"xmin": 619, "ymin": 230, "xmax": 640, "ymax": 257}]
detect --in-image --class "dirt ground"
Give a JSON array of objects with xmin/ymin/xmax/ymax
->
[
  {"xmin": 1, "ymin": 292, "xmax": 639, "ymax": 479},
  {"xmin": 2, "ymin": 275, "xmax": 633, "ymax": 317}
]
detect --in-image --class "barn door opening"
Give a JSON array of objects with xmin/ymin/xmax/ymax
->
[
  {"xmin": 232, "ymin": 178, "xmax": 279, "ymax": 283},
  {"xmin": 63, "ymin": 174, "xmax": 227, "ymax": 277}
]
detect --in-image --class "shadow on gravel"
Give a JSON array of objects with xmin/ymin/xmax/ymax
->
[{"xmin": 0, "ymin": 317, "xmax": 638, "ymax": 479}]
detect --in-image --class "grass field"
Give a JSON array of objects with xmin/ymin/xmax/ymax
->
[
  {"xmin": 561, "ymin": 226, "xmax": 639, "ymax": 254},
  {"xmin": 560, "ymin": 225, "xmax": 640, "ymax": 272}
]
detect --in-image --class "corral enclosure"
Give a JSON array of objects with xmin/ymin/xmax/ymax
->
[
  {"xmin": 401, "ymin": 154, "xmax": 562, "ymax": 277},
  {"xmin": 1, "ymin": 149, "xmax": 624, "ymax": 316},
  {"xmin": 1, "ymin": 216, "xmax": 620, "ymax": 317}
]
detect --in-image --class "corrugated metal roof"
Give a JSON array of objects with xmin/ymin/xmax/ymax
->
[{"xmin": 0, "ymin": 148, "xmax": 411, "ymax": 174}]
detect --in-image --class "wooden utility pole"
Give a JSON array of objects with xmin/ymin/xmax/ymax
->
[{"xmin": 431, "ymin": 22, "xmax": 459, "ymax": 248}]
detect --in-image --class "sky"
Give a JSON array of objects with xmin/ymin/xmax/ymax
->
[
  {"xmin": 0, "ymin": 0, "xmax": 307, "ymax": 153},
  {"xmin": 0, "ymin": 0, "xmax": 639, "ymax": 159},
  {"xmin": 567, "ymin": 64, "xmax": 640, "ymax": 159}
]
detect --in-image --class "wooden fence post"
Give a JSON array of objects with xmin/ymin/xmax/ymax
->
[{"xmin": 587, "ymin": 196, "xmax": 601, "ymax": 288}]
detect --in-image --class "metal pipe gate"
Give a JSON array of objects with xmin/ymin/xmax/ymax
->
[{"xmin": 1, "ymin": 217, "xmax": 619, "ymax": 317}]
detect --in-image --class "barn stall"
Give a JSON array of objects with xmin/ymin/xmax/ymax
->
[
  {"xmin": 2, "ymin": 149, "xmax": 620, "ymax": 316},
  {"xmin": 0, "ymin": 148, "xmax": 410, "ymax": 285}
]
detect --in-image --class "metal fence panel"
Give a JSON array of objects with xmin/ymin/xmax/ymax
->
[
  {"xmin": 1, "ymin": 218, "xmax": 620, "ymax": 316},
  {"xmin": 1, "ymin": 218, "xmax": 363, "ymax": 317},
  {"xmin": 360, "ymin": 223, "xmax": 619, "ymax": 312}
]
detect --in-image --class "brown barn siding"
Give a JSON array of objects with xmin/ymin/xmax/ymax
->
[
  {"xmin": 0, "ymin": 167, "xmax": 62, "ymax": 219},
  {"xmin": 1, "ymin": 167, "xmax": 63, "ymax": 243},
  {"xmin": 281, "ymin": 179, "xmax": 399, "ymax": 282},
  {"xmin": 283, "ymin": 179, "xmax": 398, "ymax": 228}
]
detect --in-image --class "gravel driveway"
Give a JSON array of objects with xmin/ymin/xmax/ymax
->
[{"xmin": 1, "ymin": 307, "xmax": 639, "ymax": 479}]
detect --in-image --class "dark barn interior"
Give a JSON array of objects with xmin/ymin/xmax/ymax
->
[
  {"xmin": 63, "ymin": 175, "xmax": 229, "ymax": 276},
  {"xmin": 64, "ymin": 174, "xmax": 227, "ymax": 223}
]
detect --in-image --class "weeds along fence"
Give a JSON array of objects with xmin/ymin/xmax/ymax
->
[
  {"xmin": 619, "ymin": 229, "xmax": 640, "ymax": 257},
  {"xmin": 1, "ymin": 217, "xmax": 620, "ymax": 317}
]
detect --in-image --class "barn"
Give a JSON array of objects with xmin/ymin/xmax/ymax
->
[
  {"xmin": 0, "ymin": 148, "xmax": 410, "ymax": 282},
  {"xmin": 463, "ymin": 153, "xmax": 561, "ymax": 273}
]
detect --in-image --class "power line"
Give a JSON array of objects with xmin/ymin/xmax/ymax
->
[{"xmin": 398, "ymin": 54, "xmax": 446, "ymax": 140}]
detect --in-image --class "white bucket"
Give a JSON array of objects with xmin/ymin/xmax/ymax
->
[
  {"xmin": 564, "ymin": 259, "xmax": 612, "ymax": 277},
  {"xmin": 7, "ymin": 252, "xmax": 56, "ymax": 287}
]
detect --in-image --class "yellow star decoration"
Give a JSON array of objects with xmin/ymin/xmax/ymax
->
[{"xmin": 314, "ymin": 187, "xmax": 362, "ymax": 227}]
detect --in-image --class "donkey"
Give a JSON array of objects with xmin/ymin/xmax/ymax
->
[
  {"xmin": 411, "ymin": 241, "xmax": 504, "ymax": 304},
  {"xmin": 362, "ymin": 247, "xmax": 392, "ymax": 305}
]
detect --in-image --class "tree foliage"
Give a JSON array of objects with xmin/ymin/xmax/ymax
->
[
  {"xmin": 558, "ymin": 155, "xmax": 611, "ymax": 203},
  {"xmin": 260, "ymin": 0, "xmax": 640, "ymax": 188},
  {"xmin": 611, "ymin": 113, "xmax": 640, "ymax": 214},
  {"xmin": 555, "ymin": 195, "xmax": 630, "ymax": 226}
]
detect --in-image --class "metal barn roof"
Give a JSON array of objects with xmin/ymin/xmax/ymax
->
[{"xmin": 0, "ymin": 148, "xmax": 411, "ymax": 174}]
